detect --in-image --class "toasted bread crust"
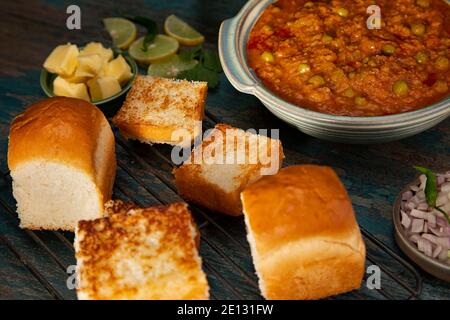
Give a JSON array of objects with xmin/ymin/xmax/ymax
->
[
  {"xmin": 113, "ymin": 122, "xmax": 198, "ymax": 146},
  {"xmin": 75, "ymin": 202, "xmax": 209, "ymax": 300},
  {"xmin": 112, "ymin": 76, "xmax": 207, "ymax": 145},
  {"xmin": 241, "ymin": 165, "xmax": 366, "ymax": 299},
  {"xmin": 104, "ymin": 199, "xmax": 140, "ymax": 216}
]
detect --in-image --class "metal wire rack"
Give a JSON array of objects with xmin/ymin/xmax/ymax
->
[{"xmin": 0, "ymin": 116, "xmax": 423, "ymax": 300}]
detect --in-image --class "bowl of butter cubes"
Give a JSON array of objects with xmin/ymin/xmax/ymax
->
[{"xmin": 40, "ymin": 42, "xmax": 137, "ymax": 105}]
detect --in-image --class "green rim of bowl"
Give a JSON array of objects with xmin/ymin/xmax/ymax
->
[{"xmin": 40, "ymin": 51, "xmax": 138, "ymax": 105}]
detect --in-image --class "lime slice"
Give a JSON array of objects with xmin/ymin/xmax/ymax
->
[
  {"xmin": 129, "ymin": 35, "xmax": 179, "ymax": 64},
  {"xmin": 103, "ymin": 18, "xmax": 137, "ymax": 50},
  {"xmin": 147, "ymin": 54, "xmax": 198, "ymax": 78},
  {"xmin": 164, "ymin": 15, "xmax": 205, "ymax": 46}
]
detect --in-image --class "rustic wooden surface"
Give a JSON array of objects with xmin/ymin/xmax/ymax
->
[{"xmin": 0, "ymin": 0, "xmax": 449, "ymax": 300}]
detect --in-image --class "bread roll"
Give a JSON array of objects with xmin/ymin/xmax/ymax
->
[
  {"xmin": 240, "ymin": 165, "xmax": 366, "ymax": 300},
  {"xmin": 174, "ymin": 123, "xmax": 284, "ymax": 216},
  {"xmin": 8, "ymin": 97, "xmax": 116, "ymax": 231}
]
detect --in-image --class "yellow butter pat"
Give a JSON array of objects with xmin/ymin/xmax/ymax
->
[
  {"xmin": 103, "ymin": 55, "xmax": 132, "ymax": 85},
  {"xmin": 76, "ymin": 54, "xmax": 104, "ymax": 77},
  {"xmin": 43, "ymin": 43, "xmax": 79, "ymax": 77},
  {"xmin": 87, "ymin": 77, "xmax": 121, "ymax": 101},
  {"xmin": 80, "ymin": 42, "xmax": 113, "ymax": 63},
  {"xmin": 62, "ymin": 72, "xmax": 88, "ymax": 84},
  {"xmin": 53, "ymin": 76, "xmax": 90, "ymax": 101}
]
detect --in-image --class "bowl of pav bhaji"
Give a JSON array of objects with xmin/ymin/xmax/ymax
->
[{"xmin": 219, "ymin": 0, "xmax": 450, "ymax": 143}]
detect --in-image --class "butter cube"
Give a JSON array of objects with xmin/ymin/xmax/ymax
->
[
  {"xmin": 62, "ymin": 72, "xmax": 88, "ymax": 84},
  {"xmin": 43, "ymin": 43, "xmax": 79, "ymax": 77},
  {"xmin": 103, "ymin": 55, "xmax": 132, "ymax": 85},
  {"xmin": 53, "ymin": 76, "xmax": 90, "ymax": 101},
  {"xmin": 80, "ymin": 42, "xmax": 113, "ymax": 63},
  {"xmin": 87, "ymin": 77, "xmax": 121, "ymax": 101},
  {"xmin": 76, "ymin": 54, "xmax": 104, "ymax": 77}
]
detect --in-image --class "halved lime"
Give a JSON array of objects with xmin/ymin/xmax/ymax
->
[
  {"xmin": 164, "ymin": 15, "xmax": 205, "ymax": 46},
  {"xmin": 147, "ymin": 54, "xmax": 198, "ymax": 78},
  {"xmin": 103, "ymin": 17, "xmax": 137, "ymax": 50},
  {"xmin": 129, "ymin": 35, "xmax": 179, "ymax": 64}
]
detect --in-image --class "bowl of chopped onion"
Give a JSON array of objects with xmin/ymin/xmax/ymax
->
[{"xmin": 393, "ymin": 167, "xmax": 450, "ymax": 282}]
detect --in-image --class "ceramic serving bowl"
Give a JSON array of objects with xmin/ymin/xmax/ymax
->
[
  {"xmin": 218, "ymin": 0, "xmax": 450, "ymax": 144},
  {"xmin": 40, "ymin": 52, "xmax": 138, "ymax": 106},
  {"xmin": 393, "ymin": 177, "xmax": 450, "ymax": 282}
]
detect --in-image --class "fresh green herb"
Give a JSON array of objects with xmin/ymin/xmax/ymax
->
[
  {"xmin": 178, "ymin": 63, "xmax": 220, "ymax": 88},
  {"xmin": 414, "ymin": 166, "xmax": 438, "ymax": 207},
  {"xmin": 177, "ymin": 45, "xmax": 222, "ymax": 88},
  {"xmin": 123, "ymin": 15, "xmax": 157, "ymax": 52},
  {"xmin": 202, "ymin": 50, "xmax": 222, "ymax": 73},
  {"xmin": 414, "ymin": 166, "xmax": 450, "ymax": 224},
  {"xmin": 179, "ymin": 45, "xmax": 202, "ymax": 61},
  {"xmin": 435, "ymin": 207, "xmax": 450, "ymax": 224}
]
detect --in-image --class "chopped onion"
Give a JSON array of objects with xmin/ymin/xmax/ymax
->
[
  {"xmin": 410, "ymin": 209, "xmax": 427, "ymax": 219},
  {"xmin": 417, "ymin": 203, "xmax": 428, "ymax": 211},
  {"xmin": 400, "ymin": 172, "xmax": 450, "ymax": 264},
  {"xmin": 441, "ymin": 183, "xmax": 450, "ymax": 193},
  {"xmin": 401, "ymin": 211, "xmax": 411, "ymax": 229},
  {"xmin": 417, "ymin": 238, "xmax": 433, "ymax": 257},
  {"xmin": 402, "ymin": 190, "xmax": 413, "ymax": 201},
  {"xmin": 436, "ymin": 193, "xmax": 449, "ymax": 207},
  {"xmin": 432, "ymin": 245, "xmax": 442, "ymax": 258},
  {"xmin": 411, "ymin": 219, "xmax": 424, "ymax": 233},
  {"xmin": 428, "ymin": 227, "xmax": 450, "ymax": 242}
]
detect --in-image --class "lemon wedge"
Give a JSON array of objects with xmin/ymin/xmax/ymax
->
[
  {"xmin": 129, "ymin": 35, "xmax": 179, "ymax": 64},
  {"xmin": 103, "ymin": 18, "xmax": 137, "ymax": 50},
  {"xmin": 147, "ymin": 54, "xmax": 197, "ymax": 78},
  {"xmin": 164, "ymin": 15, "xmax": 204, "ymax": 46}
]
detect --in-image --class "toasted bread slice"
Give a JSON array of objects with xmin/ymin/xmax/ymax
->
[
  {"xmin": 103, "ymin": 199, "xmax": 139, "ymax": 216},
  {"xmin": 112, "ymin": 75, "xmax": 207, "ymax": 146},
  {"xmin": 173, "ymin": 124, "xmax": 284, "ymax": 216},
  {"xmin": 75, "ymin": 202, "xmax": 209, "ymax": 300}
]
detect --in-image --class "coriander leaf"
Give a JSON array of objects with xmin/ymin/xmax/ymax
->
[
  {"xmin": 414, "ymin": 166, "xmax": 438, "ymax": 207},
  {"xmin": 123, "ymin": 15, "xmax": 157, "ymax": 52},
  {"xmin": 176, "ymin": 45, "xmax": 222, "ymax": 88},
  {"xmin": 177, "ymin": 64, "xmax": 219, "ymax": 88},
  {"xmin": 179, "ymin": 45, "xmax": 202, "ymax": 62},
  {"xmin": 203, "ymin": 50, "xmax": 222, "ymax": 72}
]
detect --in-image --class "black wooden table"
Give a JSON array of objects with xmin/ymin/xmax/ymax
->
[{"xmin": 0, "ymin": 0, "xmax": 449, "ymax": 300}]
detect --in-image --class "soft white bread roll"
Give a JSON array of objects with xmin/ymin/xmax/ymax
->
[
  {"xmin": 240, "ymin": 165, "xmax": 366, "ymax": 300},
  {"xmin": 8, "ymin": 97, "xmax": 116, "ymax": 231}
]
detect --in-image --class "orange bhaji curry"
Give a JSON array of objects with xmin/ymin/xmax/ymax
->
[{"xmin": 247, "ymin": 0, "xmax": 450, "ymax": 116}]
